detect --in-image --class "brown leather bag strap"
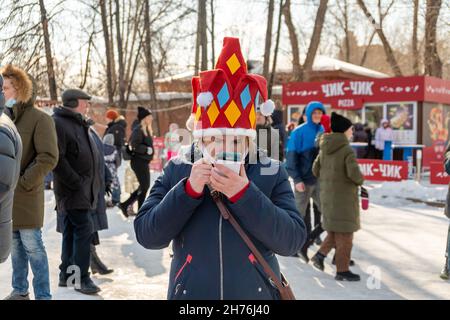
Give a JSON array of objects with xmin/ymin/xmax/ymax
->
[{"xmin": 211, "ymin": 191, "xmax": 295, "ymax": 300}]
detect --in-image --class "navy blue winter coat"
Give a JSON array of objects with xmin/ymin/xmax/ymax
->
[
  {"xmin": 286, "ymin": 102, "xmax": 325, "ymax": 185},
  {"xmin": 134, "ymin": 147, "xmax": 306, "ymax": 300}
]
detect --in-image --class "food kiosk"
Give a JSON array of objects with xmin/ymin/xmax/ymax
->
[{"xmin": 283, "ymin": 76, "xmax": 450, "ymax": 169}]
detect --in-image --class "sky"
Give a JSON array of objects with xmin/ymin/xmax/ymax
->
[{"xmin": 0, "ymin": 0, "xmax": 448, "ymax": 86}]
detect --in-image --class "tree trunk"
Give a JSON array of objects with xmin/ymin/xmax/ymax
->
[
  {"xmin": 357, "ymin": 0, "xmax": 402, "ymax": 77},
  {"xmin": 194, "ymin": 0, "xmax": 201, "ymax": 75},
  {"xmin": 38, "ymin": 0, "xmax": 58, "ymax": 101},
  {"xmin": 109, "ymin": 0, "xmax": 117, "ymax": 96},
  {"xmin": 199, "ymin": 0, "xmax": 208, "ymax": 71},
  {"xmin": 282, "ymin": 0, "xmax": 302, "ymax": 81},
  {"xmin": 424, "ymin": 0, "xmax": 442, "ymax": 77},
  {"xmin": 100, "ymin": 0, "xmax": 114, "ymax": 103},
  {"xmin": 303, "ymin": 0, "xmax": 328, "ymax": 81},
  {"xmin": 143, "ymin": 0, "xmax": 160, "ymax": 136},
  {"xmin": 263, "ymin": 0, "xmax": 274, "ymax": 79},
  {"xmin": 342, "ymin": 0, "xmax": 350, "ymax": 62},
  {"xmin": 115, "ymin": 0, "xmax": 126, "ymax": 109},
  {"xmin": 210, "ymin": 0, "xmax": 216, "ymax": 68},
  {"xmin": 269, "ymin": 0, "xmax": 283, "ymax": 97},
  {"xmin": 412, "ymin": 0, "xmax": 419, "ymax": 75}
]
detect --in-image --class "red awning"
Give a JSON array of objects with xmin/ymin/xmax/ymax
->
[{"xmin": 282, "ymin": 76, "xmax": 450, "ymax": 109}]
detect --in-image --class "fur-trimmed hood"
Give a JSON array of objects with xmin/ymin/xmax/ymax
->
[{"xmin": 1, "ymin": 64, "xmax": 33, "ymax": 104}]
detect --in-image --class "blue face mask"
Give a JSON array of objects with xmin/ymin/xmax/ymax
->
[{"xmin": 5, "ymin": 98, "xmax": 16, "ymax": 108}]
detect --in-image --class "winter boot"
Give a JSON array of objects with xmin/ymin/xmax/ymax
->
[
  {"xmin": 75, "ymin": 277, "xmax": 101, "ymax": 295},
  {"xmin": 314, "ymin": 237, "xmax": 323, "ymax": 246},
  {"xmin": 298, "ymin": 245, "xmax": 309, "ymax": 263},
  {"xmin": 335, "ymin": 271, "xmax": 361, "ymax": 282},
  {"xmin": 311, "ymin": 252, "xmax": 326, "ymax": 271},
  {"xmin": 118, "ymin": 203, "xmax": 129, "ymax": 218},
  {"xmin": 440, "ymin": 267, "xmax": 449, "ymax": 280},
  {"xmin": 90, "ymin": 245, "xmax": 114, "ymax": 275}
]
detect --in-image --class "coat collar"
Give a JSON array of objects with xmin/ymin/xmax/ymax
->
[{"xmin": 54, "ymin": 106, "xmax": 93, "ymax": 128}]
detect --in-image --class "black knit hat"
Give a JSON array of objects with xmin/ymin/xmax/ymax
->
[
  {"xmin": 331, "ymin": 112, "xmax": 353, "ymax": 133},
  {"xmin": 137, "ymin": 106, "xmax": 152, "ymax": 121}
]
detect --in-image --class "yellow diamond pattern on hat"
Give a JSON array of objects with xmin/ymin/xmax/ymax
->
[
  {"xmin": 226, "ymin": 53, "xmax": 241, "ymax": 75},
  {"xmin": 249, "ymin": 104, "xmax": 256, "ymax": 128},
  {"xmin": 195, "ymin": 105, "xmax": 202, "ymax": 122},
  {"xmin": 207, "ymin": 100, "xmax": 220, "ymax": 125},
  {"xmin": 224, "ymin": 100, "xmax": 241, "ymax": 127}
]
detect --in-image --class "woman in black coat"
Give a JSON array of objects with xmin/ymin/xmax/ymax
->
[{"xmin": 119, "ymin": 107, "xmax": 154, "ymax": 217}]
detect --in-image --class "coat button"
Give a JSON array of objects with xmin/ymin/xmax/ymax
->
[
  {"xmin": 183, "ymin": 290, "xmax": 187, "ymax": 295},
  {"xmin": 258, "ymin": 287, "xmax": 262, "ymax": 292}
]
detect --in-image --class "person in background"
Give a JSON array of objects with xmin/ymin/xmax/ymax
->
[
  {"xmin": 164, "ymin": 123, "xmax": 181, "ymax": 162},
  {"xmin": 53, "ymin": 89, "xmax": 102, "ymax": 295},
  {"xmin": 103, "ymin": 134, "xmax": 121, "ymax": 207},
  {"xmin": 255, "ymin": 102, "xmax": 278, "ymax": 160},
  {"xmin": 119, "ymin": 107, "xmax": 154, "ymax": 217},
  {"xmin": 286, "ymin": 101, "xmax": 325, "ymax": 263},
  {"xmin": 2, "ymin": 65, "xmax": 58, "ymax": 300},
  {"xmin": 374, "ymin": 119, "xmax": 394, "ymax": 159},
  {"xmin": 271, "ymin": 109, "xmax": 287, "ymax": 162},
  {"xmin": 88, "ymin": 129, "xmax": 114, "ymax": 276},
  {"xmin": 311, "ymin": 112, "xmax": 364, "ymax": 282},
  {"xmin": 364, "ymin": 123, "xmax": 375, "ymax": 159},
  {"xmin": 320, "ymin": 114, "xmax": 331, "ymax": 133},
  {"xmin": 441, "ymin": 142, "xmax": 450, "ymax": 280},
  {"xmin": 353, "ymin": 123, "xmax": 369, "ymax": 159},
  {"xmin": 104, "ymin": 109, "xmax": 127, "ymax": 164},
  {"xmin": 0, "ymin": 74, "xmax": 22, "ymax": 265}
]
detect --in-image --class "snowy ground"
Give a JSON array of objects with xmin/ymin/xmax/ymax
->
[{"xmin": 1, "ymin": 166, "xmax": 449, "ymax": 300}]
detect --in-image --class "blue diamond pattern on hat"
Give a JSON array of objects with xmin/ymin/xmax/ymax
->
[
  {"xmin": 217, "ymin": 83, "xmax": 230, "ymax": 108},
  {"xmin": 240, "ymin": 84, "xmax": 251, "ymax": 110}
]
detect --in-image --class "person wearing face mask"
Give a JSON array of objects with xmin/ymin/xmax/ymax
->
[
  {"xmin": 311, "ymin": 112, "xmax": 364, "ymax": 282},
  {"xmin": 0, "ymin": 74, "xmax": 22, "ymax": 266},
  {"xmin": 118, "ymin": 106, "xmax": 154, "ymax": 217},
  {"xmin": 52, "ymin": 89, "xmax": 102, "ymax": 295},
  {"xmin": 134, "ymin": 38, "xmax": 306, "ymax": 300},
  {"xmin": 1, "ymin": 65, "xmax": 58, "ymax": 300}
]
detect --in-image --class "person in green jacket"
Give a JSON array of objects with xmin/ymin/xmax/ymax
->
[
  {"xmin": 1, "ymin": 65, "xmax": 59, "ymax": 299},
  {"xmin": 311, "ymin": 112, "xmax": 364, "ymax": 282}
]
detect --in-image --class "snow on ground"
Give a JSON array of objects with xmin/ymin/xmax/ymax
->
[{"xmin": 1, "ymin": 166, "xmax": 449, "ymax": 300}]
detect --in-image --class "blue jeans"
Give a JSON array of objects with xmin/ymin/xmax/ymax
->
[
  {"xmin": 446, "ymin": 224, "xmax": 450, "ymax": 270},
  {"xmin": 11, "ymin": 229, "xmax": 51, "ymax": 300},
  {"xmin": 111, "ymin": 183, "xmax": 121, "ymax": 204}
]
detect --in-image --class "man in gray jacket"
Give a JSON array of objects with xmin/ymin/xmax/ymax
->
[{"xmin": 0, "ymin": 74, "xmax": 22, "ymax": 264}]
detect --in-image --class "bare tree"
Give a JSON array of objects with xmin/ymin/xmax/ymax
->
[
  {"xmin": 115, "ymin": 0, "xmax": 126, "ymax": 109},
  {"xmin": 210, "ymin": 0, "xmax": 216, "ymax": 68},
  {"xmin": 357, "ymin": 0, "xmax": 403, "ymax": 76},
  {"xmin": 302, "ymin": 0, "xmax": 328, "ymax": 81},
  {"xmin": 424, "ymin": 0, "xmax": 442, "ymax": 77},
  {"xmin": 100, "ymin": 0, "xmax": 114, "ymax": 103},
  {"xmin": 263, "ymin": 0, "xmax": 274, "ymax": 79},
  {"xmin": 268, "ymin": 0, "xmax": 284, "ymax": 97},
  {"xmin": 38, "ymin": 0, "xmax": 58, "ymax": 100},
  {"xmin": 283, "ymin": 0, "xmax": 328, "ymax": 81},
  {"xmin": 143, "ymin": 0, "xmax": 159, "ymax": 135},
  {"xmin": 282, "ymin": 0, "xmax": 301, "ymax": 81},
  {"xmin": 412, "ymin": 0, "xmax": 420, "ymax": 75}
]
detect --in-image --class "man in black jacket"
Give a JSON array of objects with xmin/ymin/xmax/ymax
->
[
  {"xmin": 52, "ymin": 89, "xmax": 101, "ymax": 295},
  {"xmin": 0, "ymin": 75, "xmax": 22, "ymax": 264}
]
